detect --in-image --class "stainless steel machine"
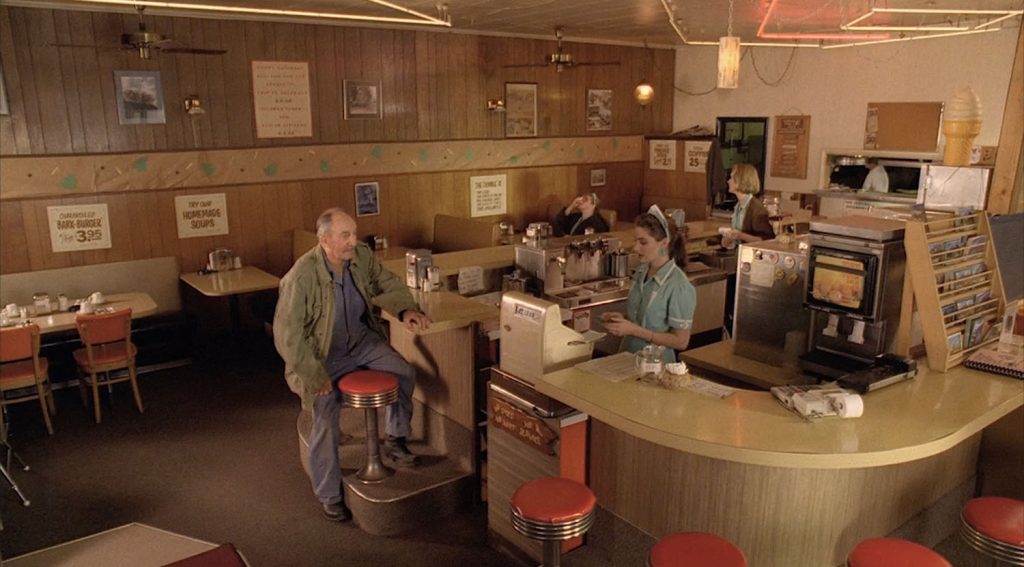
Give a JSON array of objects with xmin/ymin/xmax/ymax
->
[
  {"xmin": 799, "ymin": 216, "xmax": 909, "ymax": 380},
  {"xmin": 514, "ymin": 234, "xmax": 632, "ymax": 353},
  {"xmin": 732, "ymin": 237, "xmax": 810, "ymax": 367}
]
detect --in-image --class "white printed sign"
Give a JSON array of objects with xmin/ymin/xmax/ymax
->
[
  {"xmin": 470, "ymin": 174, "xmax": 507, "ymax": 217},
  {"xmin": 457, "ymin": 266, "xmax": 485, "ymax": 295},
  {"xmin": 252, "ymin": 61, "xmax": 313, "ymax": 139},
  {"xmin": 684, "ymin": 141, "xmax": 712, "ymax": 173},
  {"xmin": 47, "ymin": 204, "xmax": 112, "ymax": 252},
  {"xmin": 175, "ymin": 193, "xmax": 229, "ymax": 238},
  {"xmin": 649, "ymin": 139, "xmax": 677, "ymax": 170}
]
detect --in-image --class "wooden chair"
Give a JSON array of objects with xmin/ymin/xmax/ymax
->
[
  {"xmin": 74, "ymin": 308, "xmax": 143, "ymax": 424},
  {"xmin": 0, "ymin": 323, "xmax": 55, "ymax": 435}
]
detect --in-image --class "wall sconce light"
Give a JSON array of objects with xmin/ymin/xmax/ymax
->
[
  {"xmin": 717, "ymin": 0, "xmax": 740, "ymax": 89},
  {"xmin": 184, "ymin": 95, "xmax": 205, "ymax": 115},
  {"xmin": 487, "ymin": 98, "xmax": 506, "ymax": 112},
  {"xmin": 634, "ymin": 81, "xmax": 654, "ymax": 106}
]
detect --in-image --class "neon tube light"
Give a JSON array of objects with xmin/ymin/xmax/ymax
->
[{"xmin": 757, "ymin": 0, "xmax": 889, "ymax": 41}]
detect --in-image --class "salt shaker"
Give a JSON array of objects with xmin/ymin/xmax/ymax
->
[
  {"xmin": 58, "ymin": 294, "xmax": 70, "ymax": 311},
  {"xmin": 233, "ymin": 256, "xmax": 242, "ymax": 269}
]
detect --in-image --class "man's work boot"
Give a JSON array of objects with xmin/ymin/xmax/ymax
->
[{"xmin": 383, "ymin": 436, "xmax": 421, "ymax": 467}]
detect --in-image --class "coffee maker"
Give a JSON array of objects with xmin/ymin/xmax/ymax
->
[{"xmin": 798, "ymin": 216, "xmax": 910, "ymax": 381}]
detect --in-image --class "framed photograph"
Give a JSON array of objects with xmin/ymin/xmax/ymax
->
[
  {"xmin": 113, "ymin": 70, "xmax": 165, "ymax": 125},
  {"xmin": 505, "ymin": 82, "xmax": 537, "ymax": 138},
  {"xmin": 344, "ymin": 80, "xmax": 381, "ymax": 119},
  {"xmin": 590, "ymin": 168, "xmax": 607, "ymax": 187},
  {"xmin": 354, "ymin": 181, "xmax": 380, "ymax": 217},
  {"xmin": 586, "ymin": 88, "xmax": 612, "ymax": 131}
]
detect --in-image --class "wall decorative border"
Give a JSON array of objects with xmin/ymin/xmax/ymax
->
[{"xmin": 0, "ymin": 136, "xmax": 643, "ymax": 200}]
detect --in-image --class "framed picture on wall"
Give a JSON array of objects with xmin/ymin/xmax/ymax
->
[
  {"xmin": 344, "ymin": 80, "xmax": 381, "ymax": 119},
  {"xmin": 354, "ymin": 181, "xmax": 380, "ymax": 217},
  {"xmin": 113, "ymin": 70, "xmax": 166, "ymax": 125},
  {"xmin": 505, "ymin": 82, "xmax": 537, "ymax": 138},
  {"xmin": 590, "ymin": 168, "xmax": 607, "ymax": 187},
  {"xmin": 586, "ymin": 89, "xmax": 612, "ymax": 131}
]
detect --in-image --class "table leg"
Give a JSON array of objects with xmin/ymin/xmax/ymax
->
[{"xmin": 229, "ymin": 295, "xmax": 241, "ymax": 334}]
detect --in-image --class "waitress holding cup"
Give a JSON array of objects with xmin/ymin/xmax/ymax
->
[{"xmin": 602, "ymin": 205, "xmax": 696, "ymax": 363}]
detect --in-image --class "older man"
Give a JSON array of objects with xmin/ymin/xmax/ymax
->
[{"xmin": 273, "ymin": 207, "xmax": 431, "ymax": 522}]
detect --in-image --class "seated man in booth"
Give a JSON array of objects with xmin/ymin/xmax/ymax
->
[
  {"xmin": 273, "ymin": 207, "xmax": 431, "ymax": 523},
  {"xmin": 553, "ymin": 192, "xmax": 611, "ymax": 236}
]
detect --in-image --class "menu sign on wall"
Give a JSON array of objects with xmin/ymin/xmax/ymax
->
[
  {"xmin": 470, "ymin": 174, "xmax": 507, "ymax": 217},
  {"xmin": 771, "ymin": 115, "xmax": 811, "ymax": 179},
  {"xmin": 649, "ymin": 139, "xmax": 677, "ymax": 170},
  {"xmin": 174, "ymin": 193, "xmax": 229, "ymax": 239},
  {"xmin": 47, "ymin": 204, "xmax": 112, "ymax": 252},
  {"xmin": 252, "ymin": 61, "xmax": 312, "ymax": 139},
  {"xmin": 684, "ymin": 140, "xmax": 712, "ymax": 173}
]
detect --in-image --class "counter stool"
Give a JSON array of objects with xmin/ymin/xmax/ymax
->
[
  {"xmin": 847, "ymin": 538, "xmax": 951, "ymax": 567},
  {"xmin": 959, "ymin": 496, "xmax": 1024, "ymax": 565},
  {"xmin": 337, "ymin": 370, "xmax": 398, "ymax": 483},
  {"xmin": 510, "ymin": 477, "xmax": 596, "ymax": 567},
  {"xmin": 648, "ymin": 532, "xmax": 747, "ymax": 567}
]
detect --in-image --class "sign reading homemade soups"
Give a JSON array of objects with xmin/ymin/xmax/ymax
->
[
  {"xmin": 47, "ymin": 204, "xmax": 112, "ymax": 252},
  {"xmin": 174, "ymin": 193, "xmax": 229, "ymax": 238}
]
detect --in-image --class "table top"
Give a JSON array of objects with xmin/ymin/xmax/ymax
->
[
  {"xmin": 380, "ymin": 289, "xmax": 499, "ymax": 335},
  {"xmin": 2, "ymin": 292, "xmax": 157, "ymax": 335},
  {"xmin": 179, "ymin": 266, "xmax": 280, "ymax": 297},
  {"xmin": 537, "ymin": 349, "xmax": 1023, "ymax": 469}
]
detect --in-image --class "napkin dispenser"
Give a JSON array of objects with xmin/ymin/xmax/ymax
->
[{"xmin": 208, "ymin": 248, "xmax": 234, "ymax": 272}]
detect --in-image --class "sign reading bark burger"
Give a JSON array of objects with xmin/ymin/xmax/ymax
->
[{"xmin": 489, "ymin": 396, "xmax": 557, "ymax": 455}]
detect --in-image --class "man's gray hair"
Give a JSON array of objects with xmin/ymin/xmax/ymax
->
[{"xmin": 316, "ymin": 207, "xmax": 346, "ymax": 238}]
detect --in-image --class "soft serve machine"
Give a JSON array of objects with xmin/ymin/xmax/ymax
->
[{"xmin": 512, "ymin": 222, "xmax": 634, "ymax": 354}]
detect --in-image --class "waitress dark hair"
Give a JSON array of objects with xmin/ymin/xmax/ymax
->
[{"xmin": 634, "ymin": 212, "xmax": 687, "ymax": 269}]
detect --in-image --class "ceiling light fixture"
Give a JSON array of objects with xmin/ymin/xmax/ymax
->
[
  {"xmin": 821, "ymin": 27, "xmax": 1000, "ymax": 50},
  {"xmin": 634, "ymin": 81, "xmax": 654, "ymax": 105},
  {"xmin": 843, "ymin": 7, "xmax": 1022, "ymax": 32},
  {"xmin": 757, "ymin": 0, "xmax": 889, "ymax": 41},
  {"xmin": 60, "ymin": 0, "xmax": 451, "ymax": 27},
  {"xmin": 717, "ymin": 0, "xmax": 740, "ymax": 89}
]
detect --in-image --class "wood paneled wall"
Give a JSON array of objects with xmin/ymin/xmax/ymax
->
[
  {"xmin": 0, "ymin": 162, "xmax": 644, "ymax": 276},
  {"xmin": 0, "ymin": 6, "xmax": 670, "ymax": 276},
  {"xmin": 0, "ymin": 6, "xmax": 673, "ymax": 155}
]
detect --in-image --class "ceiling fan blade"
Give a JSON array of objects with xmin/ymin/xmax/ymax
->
[
  {"xmin": 49, "ymin": 42, "xmax": 120, "ymax": 50},
  {"xmin": 157, "ymin": 46, "xmax": 228, "ymax": 55},
  {"xmin": 502, "ymin": 63, "xmax": 548, "ymax": 69},
  {"xmin": 572, "ymin": 61, "xmax": 621, "ymax": 67}
]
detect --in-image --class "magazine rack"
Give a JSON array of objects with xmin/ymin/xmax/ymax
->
[{"xmin": 903, "ymin": 212, "xmax": 1006, "ymax": 372}]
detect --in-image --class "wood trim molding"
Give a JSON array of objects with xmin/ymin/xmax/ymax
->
[
  {"xmin": 0, "ymin": 136, "xmax": 642, "ymax": 200},
  {"xmin": 989, "ymin": 26, "xmax": 1024, "ymax": 214}
]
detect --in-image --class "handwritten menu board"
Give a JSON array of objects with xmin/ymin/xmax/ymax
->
[
  {"xmin": 251, "ymin": 61, "xmax": 312, "ymax": 139},
  {"xmin": 770, "ymin": 115, "xmax": 810, "ymax": 179},
  {"xmin": 47, "ymin": 204, "xmax": 112, "ymax": 252},
  {"xmin": 470, "ymin": 174, "xmax": 507, "ymax": 217},
  {"xmin": 174, "ymin": 193, "xmax": 229, "ymax": 239},
  {"xmin": 649, "ymin": 139, "xmax": 677, "ymax": 170}
]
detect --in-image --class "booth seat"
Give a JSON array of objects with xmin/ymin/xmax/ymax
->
[
  {"xmin": 0, "ymin": 257, "xmax": 193, "ymax": 380},
  {"xmin": 433, "ymin": 214, "xmax": 512, "ymax": 252}
]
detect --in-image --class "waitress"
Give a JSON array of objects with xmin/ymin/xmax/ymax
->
[
  {"xmin": 720, "ymin": 163, "xmax": 775, "ymax": 247},
  {"xmin": 602, "ymin": 205, "xmax": 696, "ymax": 362}
]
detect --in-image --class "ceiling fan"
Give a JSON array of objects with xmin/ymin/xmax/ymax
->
[
  {"xmin": 51, "ymin": 6, "xmax": 227, "ymax": 60},
  {"xmin": 504, "ymin": 26, "xmax": 620, "ymax": 73}
]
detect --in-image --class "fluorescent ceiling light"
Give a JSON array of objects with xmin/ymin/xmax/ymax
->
[{"xmin": 60, "ymin": 0, "xmax": 451, "ymax": 27}]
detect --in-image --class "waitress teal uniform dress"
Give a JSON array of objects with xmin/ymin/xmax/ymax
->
[{"xmin": 620, "ymin": 260, "xmax": 697, "ymax": 363}]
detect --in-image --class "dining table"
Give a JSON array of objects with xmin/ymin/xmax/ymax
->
[
  {"xmin": 178, "ymin": 266, "xmax": 280, "ymax": 332},
  {"xmin": 1, "ymin": 292, "xmax": 158, "ymax": 335}
]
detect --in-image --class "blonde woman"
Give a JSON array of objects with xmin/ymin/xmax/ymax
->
[{"xmin": 720, "ymin": 163, "xmax": 775, "ymax": 248}]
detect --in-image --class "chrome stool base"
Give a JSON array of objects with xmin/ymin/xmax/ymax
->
[{"xmin": 355, "ymin": 406, "xmax": 393, "ymax": 484}]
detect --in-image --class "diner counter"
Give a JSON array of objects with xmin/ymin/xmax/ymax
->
[
  {"xmin": 814, "ymin": 189, "xmax": 918, "ymax": 204},
  {"xmin": 380, "ymin": 289, "xmax": 499, "ymax": 335},
  {"xmin": 536, "ymin": 355, "xmax": 1023, "ymax": 469}
]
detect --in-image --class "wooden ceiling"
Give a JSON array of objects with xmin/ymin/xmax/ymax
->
[{"xmin": 10, "ymin": 0, "xmax": 1024, "ymax": 46}]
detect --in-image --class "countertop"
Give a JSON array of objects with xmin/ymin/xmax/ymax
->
[
  {"xmin": 380, "ymin": 289, "xmax": 499, "ymax": 335},
  {"xmin": 536, "ymin": 347, "xmax": 1023, "ymax": 469},
  {"xmin": 814, "ymin": 189, "xmax": 919, "ymax": 204}
]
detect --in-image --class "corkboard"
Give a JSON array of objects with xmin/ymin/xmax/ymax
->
[{"xmin": 864, "ymin": 102, "xmax": 943, "ymax": 151}]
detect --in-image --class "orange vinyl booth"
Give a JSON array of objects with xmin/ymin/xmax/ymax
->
[
  {"xmin": 74, "ymin": 308, "xmax": 144, "ymax": 424},
  {"xmin": 0, "ymin": 323, "xmax": 56, "ymax": 435}
]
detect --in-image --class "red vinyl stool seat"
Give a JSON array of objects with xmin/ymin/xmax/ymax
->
[
  {"xmin": 648, "ymin": 532, "xmax": 747, "ymax": 567},
  {"xmin": 847, "ymin": 538, "xmax": 951, "ymax": 567},
  {"xmin": 510, "ymin": 477, "xmax": 596, "ymax": 567},
  {"xmin": 960, "ymin": 497, "xmax": 1024, "ymax": 565},
  {"xmin": 337, "ymin": 370, "xmax": 399, "ymax": 483}
]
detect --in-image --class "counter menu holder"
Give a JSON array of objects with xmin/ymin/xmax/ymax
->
[{"xmin": 904, "ymin": 212, "xmax": 1006, "ymax": 372}]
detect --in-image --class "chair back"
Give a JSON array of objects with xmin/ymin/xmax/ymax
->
[
  {"xmin": 0, "ymin": 324, "xmax": 40, "ymax": 363},
  {"xmin": 76, "ymin": 308, "xmax": 133, "ymax": 346}
]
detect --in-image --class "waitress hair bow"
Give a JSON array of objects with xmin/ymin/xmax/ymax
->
[{"xmin": 647, "ymin": 204, "xmax": 671, "ymax": 237}]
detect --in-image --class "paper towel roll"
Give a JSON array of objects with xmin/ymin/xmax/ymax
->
[{"xmin": 832, "ymin": 393, "xmax": 864, "ymax": 418}]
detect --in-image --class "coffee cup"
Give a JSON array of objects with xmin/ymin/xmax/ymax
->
[
  {"xmin": 4, "ymin": 303, "xmax": 17, "ymax": 318},
  {"xmin": 79, "ymin": 301, "xmax": 95, "ymax": 314},
  {"xmin": 89, "ymin": 292, "xmax": 105, "ymax": 305}
]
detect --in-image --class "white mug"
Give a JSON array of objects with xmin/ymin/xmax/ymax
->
[
  {"xmin": 4, "ymin": 303, "xmax": 17, "ymax": 318},
  {"xmin": 79, "ymin": 301, "xmax": 95, "ymax": 314},
  {"xmin": 89, "ymin": 292, "xmax": 105, "ymax": 304}
]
